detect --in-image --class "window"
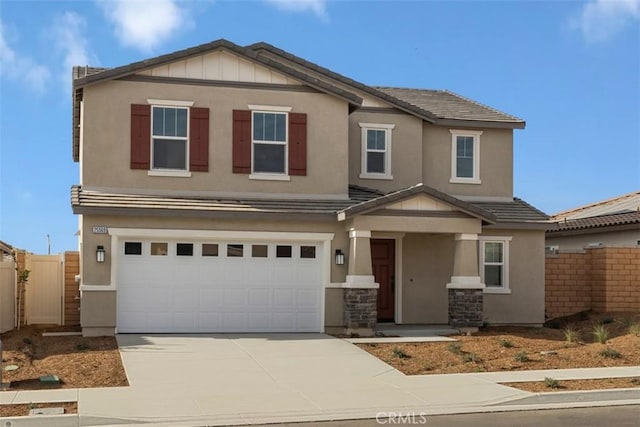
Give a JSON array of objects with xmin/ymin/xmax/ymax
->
[
  {"xmin": 252, "ymin": 111, "xmax": 287, "ymax": 174},
  {"xmin": 152, "ymin": 106, "xmax": 188, "ymax": 170},
  {"xmin": 176, "ymin": 243, "xmax": 194, "ymax": 256},
  {"xmin": 276, "ymin": 245, "xmax": 292, "ymax": 258},
  {"xmin": 359, "ymin": 123, "xmax": 394, "ymax": 179},
  {"xmin": 252, "ymin": 244, "xmax": 268, "ymax": 258},
  {"xmin": 124, "ymin": 242, "xmax": 142, "ymax": 255},
  {"xmin": 150, "ymin": 242, "xmax": 168, "ymax": 256},
  {"xmin": 227, "ymin": 244, "xmax": 244, "ymax": 257},
  {"xmin": 450, "ymin": 130, "xmax": 482, "ymax": 184},
  {"xmin": 202, "ymin": 244, "xmax": 219, "ymax": 257},
  {"xmin": 479, "ymin": 236, "xmax": 511, "ymax": 293},
  {"xmin": 300, "ymin": 246, "xmax": 316, "ymax": 259}
]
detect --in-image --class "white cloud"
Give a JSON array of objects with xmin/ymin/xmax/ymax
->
[
  {"xmin": 0, "ymin": 22, "xmax": 51, "ymax": 92},
  {"xmin": 572, "ymin": 0, "xmax": 640, "ymax": 42},
  {"xmin": 264, "ymin": 0, "xmax": 329, "ymax": 21},
  {"xmin": 51, "ymin": 12, "xmax": 97, "ymax": 89},
  {"xmin": 98, "ymin": 0, "xmax": 189, "ymax": 52}
]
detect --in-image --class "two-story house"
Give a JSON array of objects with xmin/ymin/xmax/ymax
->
[{"xmin": 71, "ymin": 40, "xmax": 548, "ymax": 337}]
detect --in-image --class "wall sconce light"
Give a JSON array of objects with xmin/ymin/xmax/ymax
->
[
  {"xmin": 335, "ymin": 249, "xmax": 345, "ymax": 265},
  {"xmin": 96, "ymin": 245, "xmax": 105, "ymax": 263}
]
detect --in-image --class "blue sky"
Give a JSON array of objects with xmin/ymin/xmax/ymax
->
[{"xmin": 1, "ymin": 0, "xmax": 639, "ymax": 254}]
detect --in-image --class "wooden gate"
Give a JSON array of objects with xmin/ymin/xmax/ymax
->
[{"xmin": 26, "ymin": 255, "xmax": 63, "ymax": 325}]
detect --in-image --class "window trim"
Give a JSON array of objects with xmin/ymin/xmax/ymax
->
[
  {"xmin": 150, "ymin": 104, "xmax": 190, "ymax": 172},
  {"xmin": 479, "ymin": 236, "xmax": 512, "ymax": 294},
  {"xmin": 450, "ymin": 129, "xmax": 482, "ymax": 184},
  {"xmin": 250, "ymin": 109, "xmax": 289, "ymax": 176},
  {"xmin": 359, "ymin": 122, "xmax": 395, "ymax": 180}
]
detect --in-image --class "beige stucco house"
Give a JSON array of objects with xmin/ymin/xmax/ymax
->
[{"xmin": 71, "ymin": 40, "xmax": 548, "ymax": 337}]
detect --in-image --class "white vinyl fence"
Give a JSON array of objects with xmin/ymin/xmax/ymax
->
[{"xmin": 0, "ymin": 259, "xmax": 16, "ymax": 333}]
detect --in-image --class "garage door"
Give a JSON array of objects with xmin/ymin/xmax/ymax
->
[{"xmin": 116, "ymin": 239, "xmax": 323, "ymax": 333}]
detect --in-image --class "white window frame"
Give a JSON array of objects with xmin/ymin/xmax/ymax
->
[
  {"xmin": 450, "ymin": 129, "xmax": 482, "ymax": 184},
  {"xmin": 149, "ymin": 103, "xmax": 191, "ymax": 175},
  {"xmin": 479, "ymin": 236, "xmax": 512, "ymax": 294},
  {"xmin": 359, "ymin": 122, "xmax": 395, "ymax": 180},
  {"xmin": 249, "ymin": 105, "xmax": 291, "ymax": 181}
]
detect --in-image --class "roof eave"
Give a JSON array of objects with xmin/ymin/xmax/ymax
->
[{"xmin": 434, "ymin": 118, "xmax": 526, "ymax": 130}]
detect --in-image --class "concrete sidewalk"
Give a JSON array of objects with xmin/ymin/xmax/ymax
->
[{"xmin": 1, "ymin": 334, "xmax": 639, "ymax": 426}]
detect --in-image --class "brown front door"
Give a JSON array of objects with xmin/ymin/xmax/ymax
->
[{"xmin": 371, "ymin": 239, "xmax": 395, "ymax": 322}]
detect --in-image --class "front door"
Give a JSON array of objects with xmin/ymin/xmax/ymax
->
[{"xmin": 371, "ymin": 239, "xmax": 395, "ymax": 322}]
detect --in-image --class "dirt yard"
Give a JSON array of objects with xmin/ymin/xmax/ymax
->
[
  {"xmin": 505, "ymin": 377, "xmax": 640, "ymax": 393},
  {"xmin": 0, "ymin": 325, "xmax": 128, "ymax": 390},
  {"xmin": 358, "ymin": 312, "xmax": 640, "ymax": 376},
  {"xmin": 0, "ymin": 402, "xmax": 77, "ymax": 417}
]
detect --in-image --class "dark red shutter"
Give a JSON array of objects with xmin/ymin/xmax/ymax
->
[
  {"xmin": 130, "ymin": 104, "xmax": 151, "ymax": 169},
  {"xmin": 189, "ymin": 107, "xmax": 209, "ymax": 172},
  {"xmin": 288, "ymin": 112, "xmax": 307, "ymax": 176},
  {"xmin": 232, "ymin": 110, "xmax": 252, "ymax": 173}
]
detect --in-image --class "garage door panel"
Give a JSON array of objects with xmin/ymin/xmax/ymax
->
[{"xmin": 117, "ymin": 238, "xmax": 324, "ymax": 333}]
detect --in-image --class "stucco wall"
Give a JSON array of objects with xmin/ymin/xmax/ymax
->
[
  {"xmin": 82, "ymin": 80, "xmax": 349, "ymax": 197},
  {"xmin": 546, "ymin": 229, "xmax": 640, "ymax": 250},
  {"xmin": 401, "ymin": 233, "xmax": 454, "ymax": 324},
  {"xmin": 422, "ymin": 124, "xmax": 514, "ymax": 198},
  {"xmin": 348, "ymin": 110, "xmax": 423, "ymax": 193},
  {"xmin": 482, "ymin": 229, "xmax": 545, "ymax": 325}
]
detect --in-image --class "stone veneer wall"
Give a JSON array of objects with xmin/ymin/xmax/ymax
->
[
  {"xmin": 448, "ymin": 288, "xmax": 483, "ymax": 327},
  {"xmin": 343, "ymin": 288, "xmax": 377, "ymax": 335}
]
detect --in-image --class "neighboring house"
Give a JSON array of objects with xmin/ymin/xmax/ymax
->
[
  {"xmin": 547, "ymin": 191, "xmax": 640, "ymax": 250},
  {"xmin": 70, "ymin": 39, "xmax": 548, "ymax": 337}
]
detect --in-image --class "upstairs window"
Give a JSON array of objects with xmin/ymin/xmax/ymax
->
[
  {"xmin": 130, "ymin": 101, "xmax": 209, "ymax": 174},
  {"xmin": 253, "ymin": 111, "xmax": 287, "ymax": 174},
  {"xmin": 233, "ymin": 107, "xmax": 307, "ymax": 178},
  {"xmin": 359, "ymin": 123, "xmax": 394, "ymax": 180},
  {"xmin": 450, "ymin": 130, "xmax": 482, "ymax": 184},
  {"xmin": 152, "ymin": 106, "xmax": 188, "ymax": 170}
]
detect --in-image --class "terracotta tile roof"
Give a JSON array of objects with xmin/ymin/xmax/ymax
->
[
  {"xmin": 375, "ymin": 87, "xmax": 525, "ymax": 125},
  {"xmin": 547, "ymin": 211, "xmax": 640, "ymax": 233},
  {"xmin": 551, "ymin": 191, "xmax": 640, "ymax": 220}
]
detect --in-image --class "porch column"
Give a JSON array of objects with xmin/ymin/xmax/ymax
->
[
  {"xmin": 343, "ymin": 229, "xmax": 378, "ymax": 336},
  {"xmin": 446, "ymin": 233, "xmax": 485, "ymax": 329}
]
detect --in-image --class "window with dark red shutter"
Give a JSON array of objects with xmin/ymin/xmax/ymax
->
[
  {"xmin": 130, "ymin": 104, "xmax": 151, "ymax": 169},
  {"xmin": 190, "ymin": 107, "xmax": 209, "ymax": 172},
  {"xmin": 232, "ymin": 110, "xmax": 252, "ymax": 173},
  {"xmin": 288, "ymin": 113, "xmax": 307, "ymax": 176}
]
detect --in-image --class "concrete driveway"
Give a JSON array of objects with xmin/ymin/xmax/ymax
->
[{"xmin": 77, "ymin": 334, "xmax": 528, "ymax": 426}]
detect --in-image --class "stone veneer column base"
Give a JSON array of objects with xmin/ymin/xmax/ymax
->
[
  {"xmin": 343, "ymin": 288, "xmax": 377, "ymax": 337},
  {"xmin": 448, "ymin": 288, "xmax": 483, "ymax": 328}
]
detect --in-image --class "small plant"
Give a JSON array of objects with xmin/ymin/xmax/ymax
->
[
  {"xmin": 391, "ymin": 347, "xmax": 410, "ymax": 359},
  {"xmin": 514, "ymin": 351, "xmax": 530, "ymax": 362},
  {"xmin": 498, "ymin": 337, "xmax": 514, "ymax": 348},
  {"xmin": 628, "ymin": 322, "xmax": 640, "ymax": 336},
  {"xmin": 76, "ymin": 342, "xmax": 90, "ymax": 351},
  {"xmin": 599, "ymin": 347, "xmax": 622, "ymax": 359},
  {"xmin": 447, "ymin": 342, "xmax": 463, "ymax": 354},
  {"xmin": 462, "ymin": 352, "xmax": 480, "ymax": 363},
  {"xmin": 562, "ymin": 325, "xmax": 580, "ymax": 343},
  {"xmin": 544, "ymin": 377, "xmax": 560, "ymax": 389},
  {"xmin": 22, "ymin": 337, "xmax": 32, "ymax": 345},
  {"xmin": 593, "ymin": 324, "xmax": 609, "ymax": 344},
  {"xmin": 28, "ymin": 402, "xmax": 37, "ymax": 410}
]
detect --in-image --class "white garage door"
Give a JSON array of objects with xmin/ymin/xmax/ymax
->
[{"xmin": 116, "ymin": 239, "xmax": 323, "ymax": 333}]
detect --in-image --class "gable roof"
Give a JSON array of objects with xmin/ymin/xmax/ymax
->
[
  {"xmin": 248, "ymin": 42, "xmax": 525, "ymax": 129},
  {"xmin": 551, "ymin": 191, "xmax": 640, "ymax": 220},
  {"xmin": 472, "ymin": 198, "xmax": 549, "ymax": 223},
  {"xmin": 337, "ymin": 183, "xmax": 497, "ymax": 223},
  {"xmin": 375, "ymin": 87, "xmax": 525, "ymax": 127}
]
